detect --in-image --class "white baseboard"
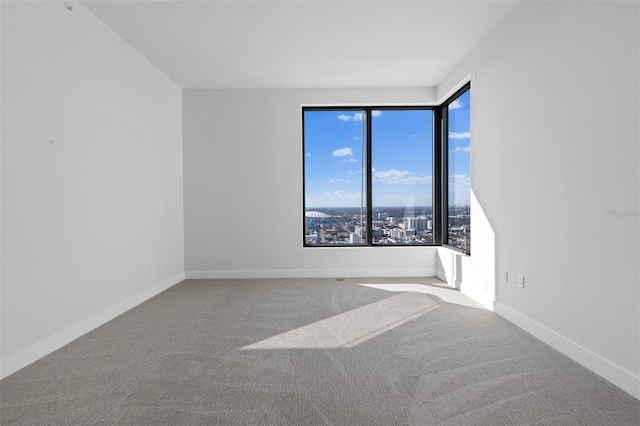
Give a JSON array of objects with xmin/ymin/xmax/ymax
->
[
  {"xmin": 436, "ymin": 269, "xmax": 494, "ymax": 310},
  {"xmin": 459, "ymin": 288, "xmax": 494, "ymax": 311},
  {"xmin": 494, "ymin": 302, "xmax": 640, "ymax": 400},
  {"xmin": 186, "ymin": 268, "xmax": 436, "ymax": 280},
  {"xmin": 0, "ymin": 272, "xmax": 185, "ymax": 380}
]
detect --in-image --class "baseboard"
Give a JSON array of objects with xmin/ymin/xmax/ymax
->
[
  {"xmin": 459, "ymin": 287, "xmax": 494, "ymax": 311},
  {"xmin": 494, "ymin": 302, "xmax": 640, "ymax": 400},
  {"xmin": 436, "ymin": 270, "xmax": 494, "ymax": 310},
  {"xmin": 0, "ymin": 272, "xmax": 185, "ymax": 380},
  {"xmin": 186, "ymin": 268, "xmax": 436, "ymax": 279}
]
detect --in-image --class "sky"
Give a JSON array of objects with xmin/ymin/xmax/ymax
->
[
  {"xmin": 448, "ymin": 89, "xmax": 471, "ymax": 207},
  {"xmin": 304, "ymin": 90, "xmax": 470, "ymax": 209}
]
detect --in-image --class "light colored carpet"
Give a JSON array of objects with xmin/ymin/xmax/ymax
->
[{"xmin": 1, "ymin": 277, "xmax": 638, "ymax": 425}]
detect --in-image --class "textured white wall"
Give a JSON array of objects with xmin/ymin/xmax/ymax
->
[
  {"xmin": 183, "ymin": 88, "xmax": 438, "ymax": 278},
  {"xmin": 1, "ymin": 1, "xmax": 184, "ymax": 367},
  {"xmin": 438, "ymin": 0, "xmax": 639, "ymax": 389}
]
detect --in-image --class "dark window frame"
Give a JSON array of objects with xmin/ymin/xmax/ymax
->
[
  {"xmin": 303, "ymin": 106, "xmax": 438, "ymax": 247},
  {"xmin": 303, "ymin": 85, "xmax": 470, "ymax": 252},
  {"xmin": 441, "ymin": 82, "xmax": 472, "ymax": 255}
]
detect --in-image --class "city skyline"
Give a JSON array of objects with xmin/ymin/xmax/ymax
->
[{"xmin": 303, "ymin": 205, "xmax": 469, "ymax": 248}]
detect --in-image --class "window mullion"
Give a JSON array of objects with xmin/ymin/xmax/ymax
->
[
  {"xmin": 366, "ymin": 108, "xmax": 373, "ymax": 246},
  {"xmin": 433, "ymin": 107, "xmax": 443, "ymax": 246}
]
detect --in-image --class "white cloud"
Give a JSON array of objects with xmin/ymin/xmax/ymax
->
[
  {"xmin": 328, "ymin": 178, "xmax": 352, "ymax": 184},
  {"xmin": 373, "ymin": 168, "xmax": 432, "ymax": 185},
  {"xmin": 321, "ymin": 191, "xmax": 361, "ymax": 202},
  {"xmin": 449, "ymin": 131, "xmax": 471, "ymax": 139},
  {"xmin": 449, "ymin": 99, "xmax": 464, "ymax": 110},
  {"xmin": 312, "ymin": 190, "xmax": 361, "ymax": 207},
  {"xmin": 450, "ymin": 173, "xmax": 470, "ymax": 190},
  {"xmin": 332, "ymin": 147, "xmax": 353, "ymax": 157},
  {"xmin": 353, "ymin": 136, "xmax": 361, "ymax": 140},
  {"xmin": 374, "ymin": 169, "xmax": 412, "ymax": 180},
  {"xmin": 306, "ymin": 153, "xmax": 312, "ymax": 157},
  {"xmin": 454, "ymin": 146, "xmax": 471, "ymax": 153},
  {"xmin": 337, "ymin": 111, "xmax": 381, "ymax": 121},
  {"xmin": 342, "ymin": 158, "xmax": 358, "ymax": 163},
  {"xmin": 448, "ymin": 174, "xmax": 471, "ymax": 205},
  {"xmin": 337, "ymin": 112, "xmax": 364, "ymax": 121},
  {"xmin": 306, "ymin": 190, "xmax": 363, "ymax": 208},
  {"xmin": 394, "ymin": 176, "xmax": 433, "ymax": 184}
]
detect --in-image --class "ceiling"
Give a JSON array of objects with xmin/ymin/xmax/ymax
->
[{"xmin": 80, "ymin": 0, "xmax": 520, "ymax": 89}]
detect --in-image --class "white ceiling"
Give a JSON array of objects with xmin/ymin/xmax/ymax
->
[{"xmin": 80, "ymin": 0, "xmax": 520, "ymax": 89}]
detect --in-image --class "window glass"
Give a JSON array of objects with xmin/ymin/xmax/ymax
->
[
  {"xmin": 303, "ymin": 110, "xmax": 367, "ymax": 245},
  {"xmin": 447, "ymin": 89, "xmax": 471, "ymax": 252},
  {"xmin": 371, "ymin": 110, "xmax": 434, "ymax": 244}
]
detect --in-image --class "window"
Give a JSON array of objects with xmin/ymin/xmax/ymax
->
[
  {"xmin": 443, "ymin": 84, "xmax": 471, "ymax": 253},
  {"xmin": 302, "ymin": 85, "xmax": 470, "ymax": 251},
  {"xmin": 371, "ymin": 109, "xmax": 434, "ymax": 245},
  {"xmin": 303, "ymin": 109, "xmax": 368, "ymax": 245},
  {"xmin": 303, "ymin": 108, "xmax": 434, "ymax": 246}
]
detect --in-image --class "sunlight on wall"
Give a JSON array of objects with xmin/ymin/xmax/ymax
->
[
  {"xmin": 436, "ymin": 189, "xmax": 496, "ymax": 310},
  {"xmin": 466, "ymin": 189, "xmax": 496, "ymax": 305}
]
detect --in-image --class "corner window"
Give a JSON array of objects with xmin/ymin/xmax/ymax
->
[
  {"xmin": 302, "ymin": 85, "xmax": 470, "ymax": 252},
  {"xmin": 443, "ymin": 85, "xmax": 471, "ymax": 253}
]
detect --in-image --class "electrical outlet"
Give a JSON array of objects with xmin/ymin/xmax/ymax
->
[
  {"xmin": 502, "ymin": 270, "xmax": 508, "ymax": 282},
  {"xmin": 517, "ymin": 275, "xmax": 525, "ymax": 289}
]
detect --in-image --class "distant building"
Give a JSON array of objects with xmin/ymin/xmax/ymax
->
[
  {"xmin": 305, "ymin": 232, "xmax": 320, "ymax": 244},
  {"xmin": 390, "ymin": 228, "xmax": 404, "ymax": 239},
  {"xmin": 407, "ymin": 216, "xmax": 428, "ymax": 231},
  {"xmin": 305, "ymin": 211, "xmax": 332, "ymax": 228}
]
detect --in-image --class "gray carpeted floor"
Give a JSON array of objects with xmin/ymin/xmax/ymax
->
[{"xmin": 1, "ymin": 277, "xmax": 638, "ymax": 425}]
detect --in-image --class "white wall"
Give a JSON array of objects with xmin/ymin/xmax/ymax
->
[
  {"xmin": 437, "ymin": 190, "xmax": 496, "ymax": 310},
  {"xmin": 438, "ymin": 1, "xmax": 639, "ymax": 396},
  {"xmin": 183, "ymin": 88, "xmax": 438, "ymax": 278},
  {"xmin": 1, "ymin": 1, "xmax": 184, "ymax": 377}
]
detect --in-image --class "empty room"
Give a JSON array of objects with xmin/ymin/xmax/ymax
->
[{"xmin": 1, "ymin": 0, "xmax": 639, "ymax": 424}]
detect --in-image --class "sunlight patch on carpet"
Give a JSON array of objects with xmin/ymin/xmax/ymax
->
[
  {"xmin": 359, "ymin": 283, "xmax": 487, "ymax": 310},
  {"xmin": 239, "ymin": 293, "xmax": 437, "ymax": 350}
]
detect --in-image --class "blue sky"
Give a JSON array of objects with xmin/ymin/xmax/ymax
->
[
  {"xmin": 448, "ymin": 89, "xmax": 471, "ymax": 207},
  {"xmin": 304, "ymin": 93, "xmax": 470, "ymax": 208}
]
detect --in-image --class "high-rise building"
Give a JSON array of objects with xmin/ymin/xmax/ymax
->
[{"xmin": 406, "ymin": 216, "xmax": 428, "ymax": 231}]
